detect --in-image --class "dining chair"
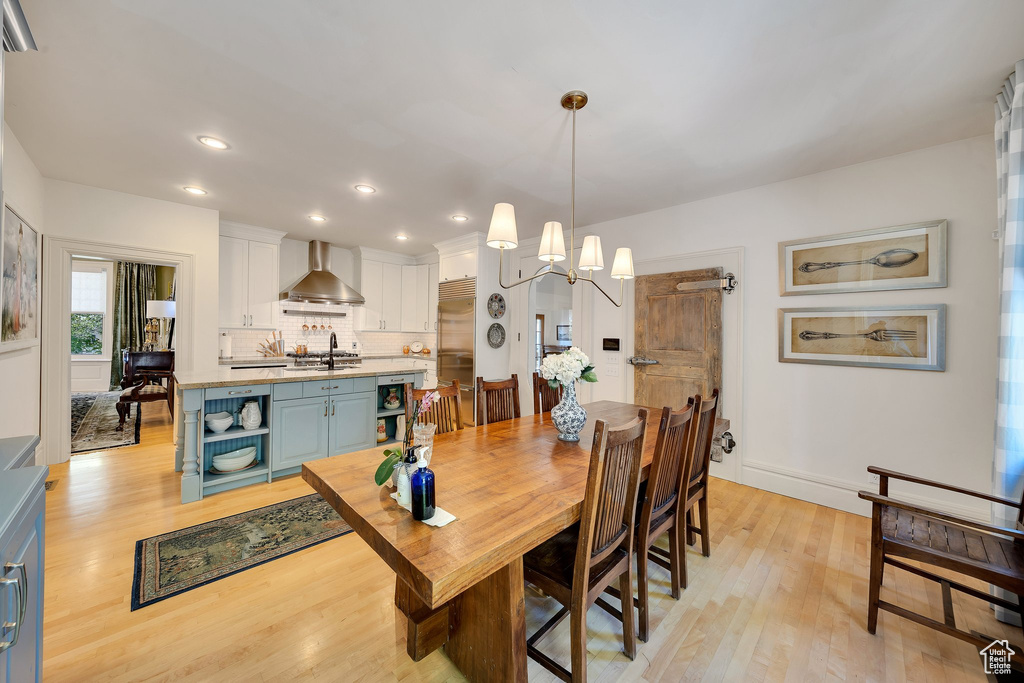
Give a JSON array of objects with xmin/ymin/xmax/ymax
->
[
  {"xmin": 524, "ymin": 408, "xmax": 650, "ymax": 683},
  {"xmin": 633, "ymin": 403, "xmax": 696, "ymax": 642},
  {"xmin": 682, "ymin": 389, "xmax": 720, "ymax": 556},
  {"xmin": 475, "ymin": 374, "xmax": 520, "ymax": 425},
  {"xmin": 532, "ymin": 371, "xmax": 563, "ymax": 414},
  {"xmin": 404, "ymin": 380, "xmax": 464, "ymax": 434}
]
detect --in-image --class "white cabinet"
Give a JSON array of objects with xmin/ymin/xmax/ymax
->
[
  {"xmin": 359, "ymin": 260, "xmax": 383, "ymax": 331},
  {"xmin": 218, "ymin": 226, "xmax": 282, "ymax": 330},
  {"xmin": 427, "ymin": 263, "xmax": 439, "ymax": 332},
  {"xmin": 399, "ymin": 264, "xmax": 433, "ymax": 332},
  {"xmin": 381, "ymin": 263, "xmax": 403, "ymax": 331},
  {"xmin": 440, "ymin": 249, "xmax": 477, "ymax": 282},
  {"xmin": 219, "ymin": 236, "xmax": 249, "ymax": 329},
  {"xmin": 358, "ymin": 260, "xmax": 403, "ymax": 331},
  {"xmin": 401, "ymin": 265, "xmax": 419, "ymax": 332}
]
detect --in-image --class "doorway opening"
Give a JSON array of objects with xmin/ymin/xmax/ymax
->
[
  {"xmin": 69, "ymin": 257, "xmax": 177, "ymax": 455},
  {"xmin": 526, "ymin": 264, "xmax": 573, "ymax": 379}
]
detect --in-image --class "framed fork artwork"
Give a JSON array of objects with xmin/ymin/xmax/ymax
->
[{"xmin": 778, "ymin": 305, "xmax": 946, "ymax": 371}]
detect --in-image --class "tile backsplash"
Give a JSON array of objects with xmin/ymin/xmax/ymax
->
[{"xmin": 221, "ymin": 302, "xmax": 436, "ymax": 358}]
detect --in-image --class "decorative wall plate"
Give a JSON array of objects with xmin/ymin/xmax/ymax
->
[
  {"xmin": 487, "ymin": 323, "xmax": 506, "ymax": 348},
  {"xmin": 487, "ymin": 293, "xmax": 506, "ymax": 319},
  {"xmin": 410, "ymin": 341, "xmax": 423, "ymax": 353}
]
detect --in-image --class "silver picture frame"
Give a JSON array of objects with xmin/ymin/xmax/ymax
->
[
  {"xmin": 778, "ymin": 304, "xmax": 946, "ymax": 371},
  {"xmin": 778, "ymin": 220, "xmax": 947, "ymax": 296}
]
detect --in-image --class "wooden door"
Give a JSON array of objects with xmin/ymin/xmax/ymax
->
[
  {"xmin": 218, "ymin": 236, "xmax": 249, "ymax": 328},
  {"xmin": 634, "ymin": 267, "xmax": 722, "ymax": 410},
  {"xmin": 247, "ymin": 241, "xmax": 278, "ymax": 329}
]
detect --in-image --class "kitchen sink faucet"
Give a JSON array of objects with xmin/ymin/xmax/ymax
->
[{"xmin": 325, "ymin": 332, "xmax": 338, "ymax": 370}]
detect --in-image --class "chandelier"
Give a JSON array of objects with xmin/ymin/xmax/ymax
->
[{"xmin": 485, "ymin": 90, "xmax": 634, "ymax": 307}]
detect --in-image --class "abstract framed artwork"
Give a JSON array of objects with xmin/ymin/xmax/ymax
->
[
  {"xmin": 778, "ymin": 220, "xmax": 947, "ymax": 295},
  {"xmin": 778, "ymin": 305, "xmax": 946, "ymax": 371},
  {"xmin": 0, "ymin": 204, "xmax": 40, "ymax": 353}
]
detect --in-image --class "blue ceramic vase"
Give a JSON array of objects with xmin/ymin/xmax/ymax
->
[{"xmin": 550, "ymin": 380, "xmax": 587, "ymax": 442}]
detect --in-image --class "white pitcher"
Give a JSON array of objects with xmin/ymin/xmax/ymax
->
[{"xmin": 240, "ymin": 400, "xmax": 262, "ymax": 430}]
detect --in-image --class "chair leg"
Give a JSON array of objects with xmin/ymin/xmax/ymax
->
[
  {"xmin": 569, "ymin": 602, "xmax": 588, "ymax": 683},
  {"xmin": 116, "ymin": 402, "xmax": 127, "ymax": 431},
  {"xmin": 669, "ymin": 523, "xmax": 683, "ymax": 596},
  {"xmin": 637, "ymin": 550, "xmax": 650, "ymax": 643},
  {"xmin": 686, "ymin": 509, "xmax": 695, "ymax": 546},
  {"xmin": 698, "ymin": 496, "xmax": 711, "ymax": 557},
  {"xmin": 619, "ymin": 566, "xmax": 636, "ymax": 660},
  {"xmin": 867, "ymin": 534, "xmax": 883, "ymax": 635}
]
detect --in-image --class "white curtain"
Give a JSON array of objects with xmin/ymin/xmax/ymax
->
[{"xmin": 993, "ymin": 59, "xmax": 1024, "ymax": 624}]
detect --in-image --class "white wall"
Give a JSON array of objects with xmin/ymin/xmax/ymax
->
[
  {"xmin": 44, "ymin": 180, "xmax": 220, "ymax": 371},
  {"xmin": 576, "ymin": 135, "xmax": 998, "ymax": 519},
  {"xmin": 0, "ymin": 123, "xmax": 44, "ymax": 439}
]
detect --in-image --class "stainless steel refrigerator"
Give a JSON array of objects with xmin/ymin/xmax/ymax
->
[{"xmin": 437, "ymin": 288, "xmax": 476, "ymax": 423}]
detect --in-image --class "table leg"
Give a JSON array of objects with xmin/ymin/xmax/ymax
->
[{"xmin": 445, "ymin": 557, "xmax": 528, "ymax": 683}]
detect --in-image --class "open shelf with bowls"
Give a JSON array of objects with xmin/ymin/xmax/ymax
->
[{"xmin": 200, "ymin": 391, "xmax": 272, "ymax": 494}]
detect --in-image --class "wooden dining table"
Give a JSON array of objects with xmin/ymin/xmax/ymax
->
[{"xmin": 303, "ymin": 400, "xmax": 730, "ymax": 682}]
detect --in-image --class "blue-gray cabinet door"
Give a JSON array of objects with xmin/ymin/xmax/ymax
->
[
  {"xmin": 272, "ymin": 396, "xmax": 329, "ymax": 472},
  {"xmin": 1, "ymin": 478, "xmax": 44, "ymax": 683},
  {"xmin": 330, "ymin": 392, "xmax": 376, "ymax": 456}
]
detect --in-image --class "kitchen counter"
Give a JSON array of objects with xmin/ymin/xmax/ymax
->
[
  {"xmin": 217, "ymin": 353, "xmax": 435, "ymax": 366},
  {"xmin": 176, "ymin": 359, "xmax": 425, "ymax": 389}
]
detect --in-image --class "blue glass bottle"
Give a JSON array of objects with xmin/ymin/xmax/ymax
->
[{"xmin": 410, "ymin": 449, "xmax": 435, "ymax": 521}]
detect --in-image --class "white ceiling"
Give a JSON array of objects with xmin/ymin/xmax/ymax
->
[{"xmin": 6, "ymin": 1, "xmax": 1023, "ymax": 255}]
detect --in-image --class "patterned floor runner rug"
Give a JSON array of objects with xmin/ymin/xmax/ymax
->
[{"xmin": 131, "ymin": 494, "xmax": 352, "ymax": 610}]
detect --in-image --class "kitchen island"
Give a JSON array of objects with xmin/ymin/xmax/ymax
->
[{"xmin": 173, "ymin": 361, "xmax": 424, "ymax": 503}]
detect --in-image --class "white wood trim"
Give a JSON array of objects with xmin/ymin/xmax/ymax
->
[
  {"xmin": 351, "ymin": 246, "xmax": 416, "ymax": 265},
  {"xmin": 40, "ymin": 236, "xmax": 196, "ymax": 466},
  {"xmin": 741, "ymin": 458, "xmax": 989, "ymax": 522},
  {"xmin": 433, "ymin": 231, "xmax": 486, "ymax": 255},
  {"xmin": 218, "ymin": 220, "xmax": 286, "ymax": 244}
]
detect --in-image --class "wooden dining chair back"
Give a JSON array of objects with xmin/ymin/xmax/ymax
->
[
  {"xmin": 404, "ymin": 380, "xmax": 464, "ymax": 434},
  {"xmin": 858, "ymin": 469, "xmax": 1024, "ymax": 653},
  {"xmin": 633, "ymin": 403, "xmax": 695, "ymax": 641},
  {"xmin": 532, "ymin": 371, "xmax": 563, "ymax": 414},
  {"xmin": 682, "ymin": 389, "xmax": 719, "ymax": 557},
  {"xmin": 475, "ymin": 375, "xmax": 521, "ymax": 425},
  {"xmin": 524, "ymin": 409, "xmax": 650, "ymax": 682}
]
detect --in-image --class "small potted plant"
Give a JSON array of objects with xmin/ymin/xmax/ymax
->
[
  {"xmin": 375, "ymin": 390, "xmax": 438, "ymax": 486},
  {"xmin": 540, "ymin": 346, "xmax": 597, "ymax": 442}
]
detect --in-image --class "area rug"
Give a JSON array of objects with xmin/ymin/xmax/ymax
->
[
  {"xmin": 71, "ymin": 391, "xmax": 140, "ymax": 454},
  {"xmin": 70, "ymin": 392, "xmax": 101, "ymax": 436},
  {"xmin": 131, "ymin": 494, "xmax": 352, "ymax": 610}
]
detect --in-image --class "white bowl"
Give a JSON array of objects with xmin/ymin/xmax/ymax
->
[
  {"xmin": 205, "ymin": 417, "xmax": 234, "ymax": 433},
  {"xmin": 205, "ymin": 411, "xmax": 232, "ymax": 422},
  {"xmin": 212, "ymin": 446, "xmax": 256, "ymax": 470}
]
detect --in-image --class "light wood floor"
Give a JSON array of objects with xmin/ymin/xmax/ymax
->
[{"xmin": 41, "ymin": 405, "xmax": 1016, "ymax": 681}]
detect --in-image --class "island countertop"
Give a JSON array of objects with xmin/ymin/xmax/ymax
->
[{"xmin": 174, "ymin": 359, "xmax": 425, "ymax": 389}]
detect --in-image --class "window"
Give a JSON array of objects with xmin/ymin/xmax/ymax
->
[{"xmin": 71, "ymin": 263, "xmax": 112, "ymax": 358}]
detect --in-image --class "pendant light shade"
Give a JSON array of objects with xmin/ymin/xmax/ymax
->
[
  {"xmin": 537, "ymin": 221, "xmax": 566, "ymax": 262},
  {"xmin": 486, "ymin": 202, "xmax": 519, "ymax": 249},
  {"xmin": 610, "ymin": 248, "xmax": 635, "ymax": 279},
  {"xmin": 578, "ymin": 235, "xmax": 604, "ymax": 271}
]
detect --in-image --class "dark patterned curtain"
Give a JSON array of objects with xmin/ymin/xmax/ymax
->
[{"xmin": 109, "ymin": 261, "xmax": 157, "ymax": 389}]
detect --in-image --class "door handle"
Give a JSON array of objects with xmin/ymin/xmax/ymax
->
[
  {"xmin": 249, "ymin": 315, "xmax": 253, "ymax": 326},
  {"xmin": 331, "ymin": 400, "xmax": 335, "ymax": 416},
  {"xmin": 627, "ymin": 356, "xmax": 660, "ymax": 366},
  {"xmin": 228, "ymin": 389, "xmax": 252, "ymax": 395},
  {"xmin": 0, "ymin": 562, "xmax": 26, "ymax": 653},
  {"xmin": 242, "ymin": 314, "xmax": 246, "ymax": 326},
  {"xmin": 324, "ymin": 401, "xmax": 328, "ymax": 417}
]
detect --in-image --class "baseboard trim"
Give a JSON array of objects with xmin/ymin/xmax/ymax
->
[{"xmin": 742, "ymin": 459, "xmax": 989, "ymax": 522}]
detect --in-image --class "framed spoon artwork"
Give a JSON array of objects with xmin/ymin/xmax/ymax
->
[{"xmin": 778, "ymin": 220, "xmax": 947, "ymax": 295}]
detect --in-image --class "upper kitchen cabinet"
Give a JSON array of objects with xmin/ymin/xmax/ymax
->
[
  {"xmin": 439, "ymin": 248, "xmax": 477, "ymax": 282},
  {"xmin": 354, "ymin": 248, "xmax": 437, "ymax": 332},
  {"xmin": 218, "ymin": 223, "xmax": 286, "ymax": 330}
]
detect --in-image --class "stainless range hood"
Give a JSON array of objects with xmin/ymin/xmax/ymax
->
[{"xmin": 280, "ymin": 240, "xmax": 365, "ymax": 305}]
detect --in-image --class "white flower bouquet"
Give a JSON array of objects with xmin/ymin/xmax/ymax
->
[{"xmin": 540, "ymin": 346, "xmax": 598, "ymax": 388}]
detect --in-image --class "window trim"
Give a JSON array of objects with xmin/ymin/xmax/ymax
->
[{"xmin": 71, "ymin": 260, "xmax": 114, "ymax": 361}]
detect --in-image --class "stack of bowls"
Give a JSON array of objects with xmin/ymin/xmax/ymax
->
[
  {"xmin": 211, "ymin": 446, "xmax": 257, "ymax": 472},
  {"xmin": 205, "ymin": 411, "xmax": 234, "ymax": 433}
]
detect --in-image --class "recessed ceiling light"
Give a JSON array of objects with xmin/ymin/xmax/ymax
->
[
  {"xmin": 183, "ymin": 186, "xmax": 207, "ymax": 195},
  {"xmin": 308, "ymin": 215, "xmax": 327, "ymax": 222},
  {"xmin": 197, "ymin": 136, "xmax": 230, "ymax": 150},
  {"xmin": 395, "ymin": 234, "xmax": 408, "ymax": 241},
  {"xmin": 354, "ymin": 184, "xmax": 376, "ymax": 194},
  {"xmin": 452, "ymin": 215, "xmax": 469, "ymax": 222}
]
